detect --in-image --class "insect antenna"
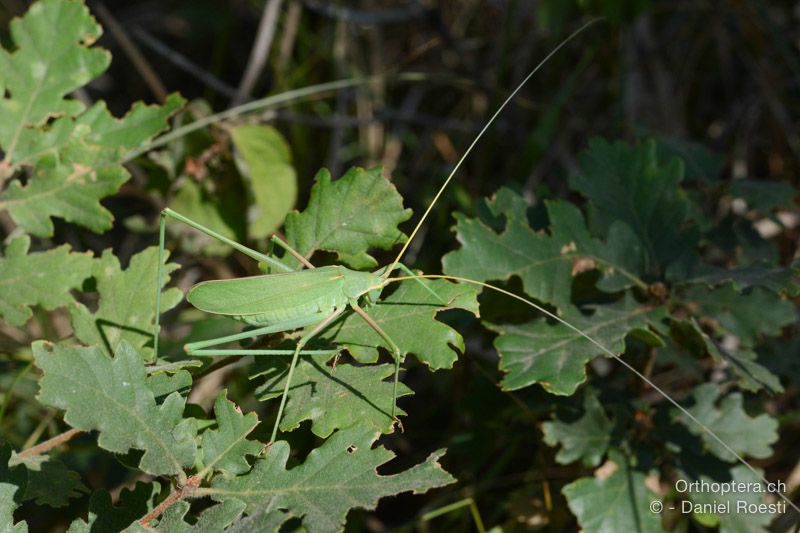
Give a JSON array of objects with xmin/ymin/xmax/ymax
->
[
  {"xmin": 384, "ymin": 18, "xmax": 602, "ymax": 278},
  {"xmin": 385, "ymin": 273, "xmax": 800, "ymax": 515}
]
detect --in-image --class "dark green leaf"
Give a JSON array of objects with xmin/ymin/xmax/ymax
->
[
  {"xmin": 570, "ymin": 138, "xmax": 691, "ymax": 275},
  {"xmin": 207, "ymin": 423, "xmax": 455, "ymax": 533},
  {"xmin": 684, "ymin": 284, "xmax": 796, "ymax": 347},
  {"xmin": 673, "ymin": 384, "xmax": 777, "ymax": 462},
  {"xmin": 9, "ymin": 454, "xmax": 88, "ymax": 508},
  {"xmin": 490, "ymin": 295, "xmax": 666, "ymax": 394},
  {"xmin": 542, "ymin": 390, "xmax": 612, "ymax": 467},
  {"xmin": 321, "ymin": 278, "xmax": 479, "ymax": 370},
  {"xmin": 562, "ymin": 450, "xmax": 661, "ymax": 533},
  {"xmin": 67, "ymin": 482, "xmax": 160, "ymax": 533},
  {"xmin": 284, "ymin": 167, "xmax": 411, "ymax": 269},
  {"xmin": 33, "ymin": 341, "xmax": 197, "ymax": 476},
  {"xmin": 254, "ymin": 357, "xmax": 412, "ymax": 437}
]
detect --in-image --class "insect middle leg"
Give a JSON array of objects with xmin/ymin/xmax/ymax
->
[{"xmin": 270, "ymin": 307, "xmax": 346, "ymax": 443}]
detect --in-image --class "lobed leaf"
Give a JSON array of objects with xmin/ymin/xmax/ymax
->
[
  {"xmin": 69, "ymin": 246, "xmax": 182, "ymax": 360},
  {"xmin": 542, "ymin": 389, "xmax": 613, "ymax": 467},
  {"xmin": 199, "ymin": 391, "xmax": 261, "ymax": 477},
  {"xmin": 684, "ymin": 466, "xmax": 774, "ymax": 532},
  {"xmin": 0, "ymin": 445, "xmax": 27, "ymax": 533},
  {"xmin": 254, "ymin": 357, "xmax": 412, "ymax": 437},
  {"xmin": 33, "ymin": 341, "xmax": 197, "ymax": 477},
  {"xmin": 443, "ymin": 189, "xmax": 646, "ymax": 312},
  {"xmin": 0, "ymin": 0, "xmax": 108, "ymax": 162},
  {"xmin": 67, "ymin": 482, "xmax": 160, "ymax": 533},
  {"xmin": 8, "ymin": 454, "xmax": 88, "ymax": 508},
  {"xmin": 128, "ymin": 499, "xmax": 248, "ymax": 532},
  {"xmin": 0, "ymin": 235, "xmax": 93, "ymax": 327},
  {"xmin": 672, "ymin": 383, "xmax": 777, "ymax": 462},
  {"xmin": 684, "ymin": 284, "xmax": 797, "ymax": 347},
  {"xmin": 570, "ymin": 138, "xmax": 692, "ymax": 276},
  {"xmin": 207, "ymin": 423, "xmax": 455, "ymax": 533},
  {"xmin": 321, "ymin": 278, "xmax": 479, "ymax": 370},
  {"xmin": 490, "ymin": 295, "xmax": 666, "ymax": 394},
  {"xmin": 284, "ymin": 166, "xmax": 411, "ymax": 269},
  {"xmin": 1, "ymin": 94, "xmax": 183, "ymax": 236}
]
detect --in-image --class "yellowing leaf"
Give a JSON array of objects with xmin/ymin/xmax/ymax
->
[{"xmin": 231, "ymin": 124, "xmax": 297, "ymax": 238}]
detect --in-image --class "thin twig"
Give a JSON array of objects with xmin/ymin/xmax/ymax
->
[
  {"xmin": 93, "ymin": 3, "xmax": 167, "ymax": 102},
  {"xmin": 132, "ymin": 27, "xmax": 237, "ymax": 99},
  {"xmin": 18, "ymin": 428, "xmax": 82, "ymax": 458},
  {"xmin": 137, "ymin": 475, "xmax": 200, "ymax": 527},
  {"xmin": 232, "ymin": 0, "xmax": 285, "ymax": 106}
]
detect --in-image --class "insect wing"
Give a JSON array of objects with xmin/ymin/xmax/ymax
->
[{"xmin": 186, "ymin": 266, "xmax": 345, "ymax": 316}]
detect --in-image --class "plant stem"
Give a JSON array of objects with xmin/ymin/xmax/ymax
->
[{"xmin": 17, "ymin": 428, "xmax": 82, "ymax": 458}]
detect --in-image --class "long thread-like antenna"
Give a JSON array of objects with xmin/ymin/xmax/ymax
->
[
  {"xmin": 385, "ymin": 18, "xmax": 602, "ymax": 277},
  {"xmin": 386, "ymin": 273, "xmax": 800, "ymax": 515}
]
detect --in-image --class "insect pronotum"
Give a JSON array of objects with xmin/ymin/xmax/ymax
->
[{"xmin": 151, "ymin": 19, "xmax": 799, "ymax": 515}]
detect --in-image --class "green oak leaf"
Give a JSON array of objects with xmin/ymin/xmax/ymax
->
[
  {"xmin": 0, "ymin": 0, "xmax": 184, "ymax": 237},
  {"xmin": 684, "ymin": 284, "xmax": 797, "ymax": 347},
  {"xmin": 0, "ymin": 0, "xmax": 108, "ymax": 162},
  {"xmin": 33, "ymin": 341, "xmax": 197, "ymax": 477},
  {"xmin": 1, "ymin": 94, "xmax": 184, "ymax": 237},
  {"xmin": 670, "ymin": 319, "xmax": 783, "ymax": 394},
  {"xmin": 0, "ymin": 444, "xmax": 27, "ymax": 533},
  {"xmin": 199, "ymin": 391, "xmax": 261, "ymax": 477},
  {"xmin": 682, "ymin": 261, "xmax": 799, "ymax": 295},
  {"xmin": 8, "ymin": 454, "xmax": 88, "ymax": 508},
  {"xmin": 321, "ymin": 278, "xmax": 479, "ymax": 370},
  {"xmin": 563, "ymin": 450, "xmax": 662, "ymax": 533},
  {"xmin": 207, "ymin": 423, "xmax": 455, "ymax": 533},
  {"xmin": 253, "ymin": 357, "xmax": 412, "ymax": 437},
  {"xmin": 489, "ymin": 295, "xmax": 666, "ymax": 394},
  {"xmin": 221, "ymin": 508, "xmax": 292, "ymax": 532},
  {"xmin": 67, "ymin": 482, "xmax": 160, "ymax": 533},
  {"xmin": 652, "ymin": 134, "xmax": 723, "ymax": 183},
  {"xmin": 284, "ymin": 166, "xmax": 412, "ymax": 269},
  {"xmin": 684, "ymin": 466, "xmax": 775, "ymax": 533},
  {"xmin": 542, "ymin": 390, "xmax": 612, "ymax": 467},
  {"xmin": 69, "ymin": 246, "xmax": 182, "ymax": 360},
  {"xmin": 128, "ymin": 499, "xmax": 248, "ymax": 533},
  {"xmin": 570, "ymin": 138, "xmax": 691, "ymax": 276},
  {"xmin": 231, "ymin": 124, "xmax": 297, "ymax": 239},
  {"xmin": 442, "ymin": 190, "xmax": 646, "ymax": 312},
  {"xmin": 673, "ymin": 383, "xmax": 778, "ymax": 462},
  {"xmin": 442, "ymin": 189, "xmax": 574, "ymax": 311},
  {"xmin": 0, "ymin": 235, "xmax": 93, "ymax": 327}
]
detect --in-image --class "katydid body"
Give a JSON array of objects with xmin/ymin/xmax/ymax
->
[{"xmin": 154, "ymin": 208, "xmax": 406, "ymax": 444}]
